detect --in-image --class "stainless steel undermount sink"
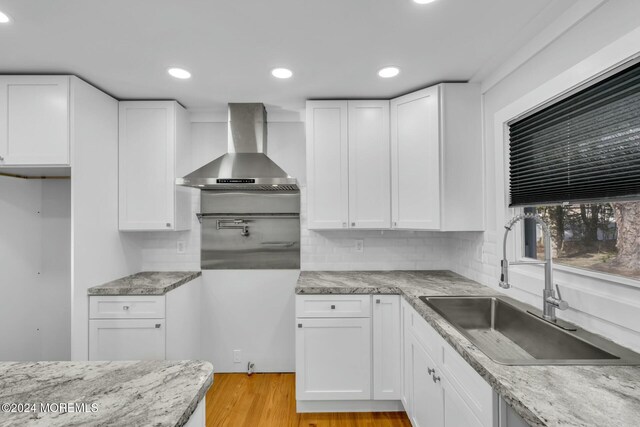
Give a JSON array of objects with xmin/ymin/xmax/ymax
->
[{"xmin": 420, "ymin": 295, "xmax": 640, "ymax": 366}]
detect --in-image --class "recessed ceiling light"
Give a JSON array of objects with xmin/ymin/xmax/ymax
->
[
  {"xmin": 378, "ymin": 66, "xmax": 400, "ymax": 78},
  {"xmin": 271, "ymin": 68, "xmax": 293, "ymax": 79},
  {"xmin": 413, "ymin": 0, "xmax": 437, "ymax": 4},
  {"xmin": 0, "ymin": 10, "xmax": 12, "ymax": 23},
  {"xmin": 167, "ymin": 68, "xmax": 191, "ymax": 79}
]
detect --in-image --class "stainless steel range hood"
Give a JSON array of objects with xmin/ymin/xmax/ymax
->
[{"xmin": 176, "ymin": 103, "xmax": 298, "ymax": 191}]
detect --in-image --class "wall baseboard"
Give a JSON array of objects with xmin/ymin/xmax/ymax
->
[{"xmin": 296, "ymin": 399, "xmax": 404, "ymax": 413}]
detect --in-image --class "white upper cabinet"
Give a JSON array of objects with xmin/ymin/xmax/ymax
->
[
  {"xmin": 348, "ymin": 101, "xmax": 391, "ymax": 229},
  {"xmin": 306, "ymin": 83, "xmax": 482, "ymax": 232},
  {"xmin": 390, "ymin": 83, "xmax": 484, "ymax": 231},
  {"xmin": 119, "ymin": 101, "xmax": 191, "ymax": 231},
  {"xmin": 0, "ymin": 76, "xmax": 70, "ymax": 166},
  {"xmin": 390, "ymin": 86, "xmax": 441, "ymax": 230},
  {"xmin": 305, "ymin": 101, "xmax": 349, "ymax": 229},
  {"xmin": 305, "ymin": 100, "xmax": 390, "ymax": 230}
]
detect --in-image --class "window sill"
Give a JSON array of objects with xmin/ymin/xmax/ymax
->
[{"xmin": 513, "ymin": 260, "xmax": 640, "ymax": 291}]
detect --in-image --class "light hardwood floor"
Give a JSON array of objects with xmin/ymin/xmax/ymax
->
[{"xmin": 206, "ymin": 373, "xmax": 412, "ymax": 427}]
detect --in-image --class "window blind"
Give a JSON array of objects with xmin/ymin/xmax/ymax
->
[{"xmin": 508, "ymin": 60, "xmax": 640, "ymax": 206}]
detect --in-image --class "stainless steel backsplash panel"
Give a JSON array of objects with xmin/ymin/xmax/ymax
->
[{"xmin": 199, "ymin": 191, "xmax": 300, "ymax": 270}]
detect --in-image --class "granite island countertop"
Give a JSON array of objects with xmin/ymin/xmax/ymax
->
[
  {"xmin": 297, "ymin": 271, "xmax": 640, "ymax": 427},
  {"xmin": 0, "ymin": 360, "xmax": 213, "ymax": 427},
  {"xmin": 88, "ymin": 271, "xmax": 201, "ymax": 296}
]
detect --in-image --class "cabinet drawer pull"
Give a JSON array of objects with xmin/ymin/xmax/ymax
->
[
  {"xmin": 298, "ymin": 323, "xmax": 303, "ymax": 328},
  {"xmin": 122, "ymin": 306, "xmax": 130, "ymax": 311},
  {"xmin": 376, "ymin": 299, "xmax": 381, "ymax": 304},
  {"xmin": 330, "ymin": 305, "xmax": 336, "ymax": 310},
  {"xmin": 428, "ymin": 367, "xmax": 435, "ymax": 375},
  {"xmin": 432, "ymin": 374, "xmax": 441, "ymax": 383},
  {"xmin": 155, "ymin": 323, "xmax": 161, "ymax": 329}
]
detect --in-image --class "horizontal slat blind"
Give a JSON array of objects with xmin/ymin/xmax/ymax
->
[{"xmin": 509, "ymin": 61, "xmax": 640, "ymax": 206}]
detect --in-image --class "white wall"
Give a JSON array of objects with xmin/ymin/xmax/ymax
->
[
  {"xmin": 448, "ymin": 0, "xmax": 640, "ymax": 352},
  {"xmin": 200, "ymin": 270, "xmax": 298, "ymax": 372},
  {"xmin": 0, "ymin": 177, "xmax": 71, "ymax": 361}
]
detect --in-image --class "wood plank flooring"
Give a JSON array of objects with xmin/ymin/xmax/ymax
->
[{"xmin": 206, "ymin": 373, "xmax": 412, "ymax": 427}]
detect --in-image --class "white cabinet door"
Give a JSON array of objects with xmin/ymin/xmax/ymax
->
[
  {"xmin": 0, "ymin": 76, "xmax": 69, "ymax": 166},
  {"xmin": 390, "ymin": 86, "xmax": 441, "ymax": 230},
  {"xmin": 305, "ymin": 101, "xmax": 349, "ymax": 229},
  {"xmin": 119, "ymin": 101, "xmax": 190, "ymax": 231},
  {"xmin": 443, "ymin": 376, "xmax": 485, "ymax": 427},
  {"xmin": 410, "ymin": 334, "xmax": 444, "ymax": 427},
  {"xmin": 347, "ymin": 101, "xmax": 391, "ymax": 229},
  {"xmin": 373, "ymin": 295, "xmax": 400, "ymax": 400},
  {"xmin": 296, "ymin": 317, "xmax": 371, "ymax": 400},
  {"xmin": 89, "ymin": 319, "xmax": 165, "ymax": 361}
]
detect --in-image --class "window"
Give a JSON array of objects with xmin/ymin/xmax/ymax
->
[
  {"xmin": 523, "ymin": 202, "xmax": 640, "ymax": 280},
  {"xmin": 510, "ymin": 59, "xmax": 640, "ymax": 281}
]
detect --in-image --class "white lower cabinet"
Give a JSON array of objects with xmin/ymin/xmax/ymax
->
[
  {"xmin": 89, "ymin": 319, "xmax": 166, "ymax": 360},
  {"xmin": 88, "ymin": 277, "xmax": 201, "ymax": 361},
  {"xmin": 410, "ymin": 334, "xmax": 443, "ymax": 427},
  {"xmin": 400, "ymin": 297, "xmax": 413, "ymax": 414},
  {"xmin": 373, "ymin": 295, "xmax": 401, "ymax": 399},
  {"xmin": 295, "ymin": 294, "xmax": 498, "ymax": 423},
  {"xmin": 184, "ymin": 398, "xmax": 206, "ymax": 427},
  {"xmin": 442, "ymin": 375, "xmax": 485, "ymax": 427},
  {"xmin": 401, "ymin": 298, "xmax": 496, "ymax": 427},
  {"xmin": 295, "ymin": 294, "xmax": 401, "ymax": 406},
  {"xmin": 295, "ymin": 317, "xmax": 372, "ymax": 400}
]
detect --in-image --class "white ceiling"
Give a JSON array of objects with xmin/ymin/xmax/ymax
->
[{"xmin": 0, "ymin": 0, "xmax": 576, "ymax": 113}]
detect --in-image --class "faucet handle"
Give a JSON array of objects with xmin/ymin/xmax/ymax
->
[
  {"xmin": 555, "ymin": 284, "xmax": 563, "ymax": 300},
  {"xmin": 553, "ymin": 284, "xmax": 569, "ymax": 310}
]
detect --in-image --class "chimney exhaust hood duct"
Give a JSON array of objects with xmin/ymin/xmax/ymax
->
[{"xmin": 176, "ymin": 103, "xmax": 298, "ymax": 191}]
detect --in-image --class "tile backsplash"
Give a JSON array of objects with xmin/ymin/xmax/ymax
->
[
  {"xmin": 134, "ymin": 186, "xmax": 458, "ymax": 272},
  {"xmin": 132, "ymin": 119, "xmax": 461, "ymax": 271}
]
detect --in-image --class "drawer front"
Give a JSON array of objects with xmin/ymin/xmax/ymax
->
[
  {"xmin": 296, "ymin": 295, "xmax": 371, "ymax": 318},
  {"xmin": 89, "ymin": 296, "xmax": 166, "ymax": 319}
]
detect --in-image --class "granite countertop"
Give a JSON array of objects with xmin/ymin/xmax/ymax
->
[
  {"xmin": 297, "ymin": 271, "xmax": 640, "ymax": 427},
  {"xmin": 88, "ymin": 271, "xmax": 202, "ymax": 296},
  {"xmin": 0, "ymin": 360, "xmax": 213, "ymax": 427}
]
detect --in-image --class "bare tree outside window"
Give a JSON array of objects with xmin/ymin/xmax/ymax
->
[{"xmin": 525, "ymin": 201, "xmax": 640, "ymax": 280}]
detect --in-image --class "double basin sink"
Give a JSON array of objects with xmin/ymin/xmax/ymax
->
[{"xmin": 420, "ymin": 295, "xmax": 640, "ymax": 365}]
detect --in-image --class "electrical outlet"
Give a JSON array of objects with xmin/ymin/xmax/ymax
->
[
  {"xmin": 233, "ymin": 349, "xmax": 242, "ymax": 363},
  {"xmin": 177, "ymin": 241, "xmax": 186, "ymax": 254},
  {"xmin": 355, "ymin": 240, "xmax": 364, "ymax": 253}
]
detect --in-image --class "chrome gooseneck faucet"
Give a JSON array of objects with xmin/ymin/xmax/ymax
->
[{"xmin": 500, "ymin": 213, "xmax": 569, "ymax": 322}]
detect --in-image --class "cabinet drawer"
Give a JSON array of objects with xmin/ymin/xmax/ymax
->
[
  {"xmin": 296, "ymin": 295, "xmax": 371, "ymax": 318},
  {"xmin": 89, "ymin": 296, "xmax": 165, "ymax": 319}
]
